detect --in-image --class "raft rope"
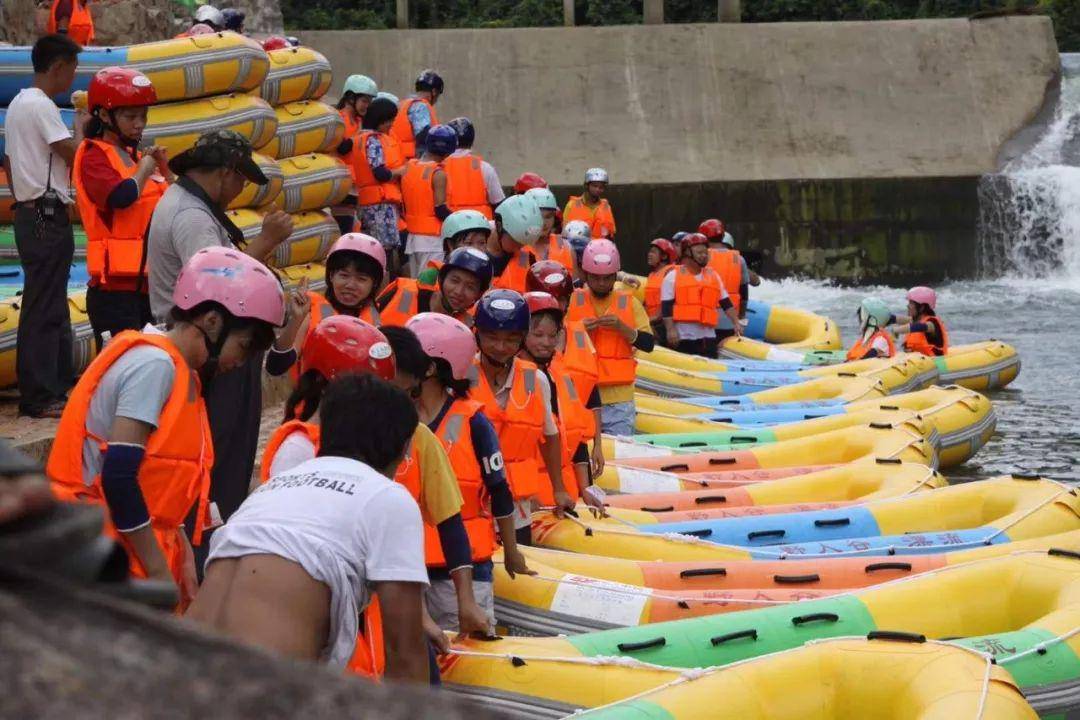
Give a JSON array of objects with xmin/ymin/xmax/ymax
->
[
  {"xmin": 522, "ymin": 571, "xmax": 805, "ymax": 607},
  {"xmin": 548, "ymin": 482, "xmax": 1074, "ymax": 560},
  {"xmin": 996, "ymin": 624, "xmax": 1080, "ymax": 665}
]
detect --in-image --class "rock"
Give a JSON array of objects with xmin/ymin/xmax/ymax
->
[
  {"xmin": 90, "ymin": 0, "xmax": 187, "ymax": 45},
  {"xmin": 221, "ymin": 0, "xmax": 284, "ymax": 35},
  {"xmin": 0, "ymin": 0, "xmax": 40, "ymax": 45}
]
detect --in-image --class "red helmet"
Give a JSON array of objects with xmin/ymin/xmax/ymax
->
[
  {"xmin": 514, "ymin": 171, "xmax": 548, "ymax": 194},
  {"xmin": 523, "ymin": 291, "xmax": 563, "ymax": 321},
  {"xmin": 300, "ymin": 315, "xmax": 395, "ymax": 382},
  {"xmin": 682, "ymin": 232, "xmax": 710, "ymax": 248},
  {"xmin": 261, "ymin": 36, "xmax": 291, "ymax": 51},
  {"xmin": 525, "ymin": 259, "xmax": 574, "ymax": 300},
  {"xmin": 87, "ymin": 67, "xmax": 157, "ymax": 112},
  {"xmin": 649, "ymin": 238, "xmax": 677, "ymax": 264},
  {"xmin": 698, "ymin": 218, "xmax": 725, "ymax": 239}
]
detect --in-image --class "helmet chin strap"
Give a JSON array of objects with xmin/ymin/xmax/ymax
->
[
  {"xmin": 481, "ymin": 350, "xmax": 514, "ymax": 370},
  {"xmin": 104, "ymin": 110, "xmax": 141, "ymax": 150},
  {"xmin": 196, "ymin": 315, "xmax": 233, "ymax": 387}
]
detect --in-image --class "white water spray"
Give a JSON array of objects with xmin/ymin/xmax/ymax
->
[{"xmin": 977, "ymin": 54, "xmax": 1080, "ymax": 287}]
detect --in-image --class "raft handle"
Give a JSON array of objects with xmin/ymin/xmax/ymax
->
[
  {"xmin": 680, "ymin": 567, "xmax": 727, "ymax": 578},
  {"xmin": 791, "ymin": 612, "xmax": 839, "ymax": 626},
  {"xmin": 869, "ymin": 422, "xmax": 894, "ymax": 430},
  {"xmin": 1049, "ymin": 548, "xmax": 1080, "ymax": 561},
  {"xmin": 708, "ymin": 457, "xmax": 738, "ymax": 466},
  {"xmin": 710, "ymin": 629, "xmax": 758, "ymax": 646},
  {"xmin": 747, "ymin": 529, "xmax": 785, "ymax": 541},
  {"xmin": 867, "ymin": 630, "xmax": 926, "ymax": 644},
  {"xmin": 878, "ymin": 404, "xmax": 900, "ymax": 411},
  {"xmin": 694, "ymin": 495, "xmax": 727, "ymax": 505},
  {"xmin": 660, "ymin": 463, "xmax": 690, "ymax": 473},
  {"xmin": 864, "ymin": 562, "xmax": 913, "ymax": 573},
  {"xmin": 773, "ymin": 573, "xmax": 821, "ymax": 584},
  {"xmin": 678, "ymin": 442, "xmax": 709, "ymax": 448},
  {"xmin": 617, "ymin": 637, "xmax": 667, "ymax": 653},
  {"xmin": 641, "ymin": 506, "xmax": 675, "ymax": 513},
  {"xmin": 814, "ymin": 518, "xmax": 851, "ymax": 528},
  {"xmin": 836, "ymin": 372, "xmax": 857, "ymax": 377},
  {"xmin": 683, "ymin": 529, "xmax": 713, "ymax": 538},
  {"xmin": 730, "ymin": 436, "xmax": 758, "ymax": 444},
  {"xmin": 1011, "ymin": 472, "xmax": 1042, "ymax": 480},
  {"xmin": 875, "ymin": 458, "xmax": 902, "ymax": 465}
]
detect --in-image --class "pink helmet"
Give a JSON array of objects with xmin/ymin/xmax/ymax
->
[
  {"xmin": 581, "ymin": 239, "xmax": 621, "ymax": 275},
  {"xmin": 173, "ymin": 247, "xmax": 286, "ymax": 326},
  {"xmin": 907, "ymin": 286, "xmax": 937, "ymax": 310},
  {"xmin": 405, "ymin": 312, "xmax": 476, "ymax": 381},
  {"xmin": 327, "ymin": 233, "xmax": 387, "ymax": 275}
]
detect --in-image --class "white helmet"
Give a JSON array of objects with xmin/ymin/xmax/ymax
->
[
  {"xmin": 584, "ymin": 167, "xmax": 609, "ymax": 184},
  {"xmin": 562, "ymin": 219, "xmax": 591, "ymax": 243},
  {"xmin": 195, "ymin": 4, "xmax": 225, "ymax": 27}
]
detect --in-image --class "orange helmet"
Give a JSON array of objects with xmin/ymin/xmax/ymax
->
[{"xmin": 300, "ymin": 316, "xmax": 395, "ymax": 381}]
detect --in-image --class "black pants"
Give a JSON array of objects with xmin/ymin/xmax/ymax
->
[
  {"xmin": 190, "ymin": 353, "xmax": 265, "ymax": 576},
  {"xmin": 716, "ymin": 328, "xmax": 735, "ymax": 342},
  {"xmin": 13, "ymin": 204, "xmax": 74, "ymax": 413},
  {"xmin": 676, "ymin": 337, "xmax": 719, "ymax": 359},
  {"xmin": 85, "ymin": 285, "xmax": 153, "ymax": 351}
]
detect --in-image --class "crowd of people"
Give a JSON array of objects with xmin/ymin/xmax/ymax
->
[{"xmin": 2, "ymin": 31, "xmax": 949, "ymax": 685}]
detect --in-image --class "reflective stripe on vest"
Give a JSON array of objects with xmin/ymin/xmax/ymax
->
[
  {"xmin": 353, "ymin": 131, "xmax": 404, "ymax": 206},
  {"xmin": 559, "ymin": 321, "xmax": 599, "ymax": 411},
  {"xmin": 542, "ymin": 234, "xmax": 576, "ymax": 270},
  {"xmin": 376, "ymin": 278, "xmax": 420, "ymax": 327},
  {"xmin": 565, "ymin": 289, "xmax": 637, "ymax": 386},
  {"xmin": 74, "ymin": 139, "xmax": 166, "ymax": 290},
  {"xmin": 444, "ymin": 154, "xmax": 492, "ymax": 219},
  {"xmin": 46, "ymin": 331, "xmax": 212, "ymax": 588},
  {"xmin": 672, "ymin": 266, "xmax": 722, "ymax": 327},
  {"xmin": 401, "ymin": 160, "xmax": 442, "ymax": 236},
  {"xmin": 469, "ymin": 359, "xmax": 545, "ymax": 500},
  {"xmin": 708, "ymin": 248, "xmax": 742, "ymax": 310}
]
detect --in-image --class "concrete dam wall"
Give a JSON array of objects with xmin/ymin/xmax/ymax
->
[{"xmin": 299, "ymin": 17, "xmax": 1059, "ymax": 280}]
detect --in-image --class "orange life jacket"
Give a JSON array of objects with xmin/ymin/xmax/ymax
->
[
  {"xmin": 490, "ymin": 247, "xmax": 535, "ymax": 294},
  {"xmin": 388, "ymin": 97, "xmax": 438, "ymax": 160},
  {"xmin": 48, "ymin": 0, "xmax": 94, "ymax": 45},
  {"xmin": 376, "ymin": 277, "xmax": 421, "ymax": 327},
  {"xmin": 469, "ymin": 358, "xmax": 546, "ymax": 500},
  {"xmin": 904, "ymin": 314, "xmax": 949, "ymax": 357},
  {"xmin": 74, "ymin": 139, "xmax": 166, "ymax": 292},
  {"xmin": 353, "ymin": 131, "xmax": 404, "ymax": 206},
  {"xmin": 443, "ymin": 153, "xmax": 492, "ymax": 219},
  {"xmin": 565, "ymin": 289, "xmax": 638, "ymax": 387},
  {"xmin": 346, "ymin": 594, "xmax": 386, "ymax": 679},
  {"xmin": 258, "ymin": 420, "xmax": 320, "ymax": 483},
  {"xmin": 401, "ymin": 159, "xmax": 442, "ymax": 236},
  {"xmin": 563, "ymin": 196, "xmax": 616, "ymax": 239},
  {"xmin": 47, "ymin": 331, "xmax": 213, "ymax": 588},
  {"xmin": 535, "ymin": 359, "xmax": 594, "ymax": 505},
  {"xmin": 338, "ymin": 110, "xmax": 361, "ymax": 184},
  {"xmin": 644, "ymin": 265, "xmax": 675, "ymax": 319},
  {"xmin": 538, "ymin": 233, "xmax": 575, "ymax": 270},
  {"xmin": 707, "ymin": 248, "xmax": 742, "ymax": 311},
  {"xmin": 424, "ymin": 399, "xmax": 496, "ymax": 566},
  {"xmin": 672, "ymin": 266, "xmax": 723, "ymax": 327},
  {"xmin": 846, "ymin": 329, "xmax": 897, "ymax": 361},
  {"xmin": 559, "ymin": 320, "xmax": 599, "ymax": 417}
]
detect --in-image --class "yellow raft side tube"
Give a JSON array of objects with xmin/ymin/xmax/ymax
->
[
  {"xmin": 938, "ymin": 340, "xmax": 1022, "ymax": 391},
  {"xmin": 259, "ymin": 45, "xmax": 333, "ymax": 105},
  {"xmin": 262, "ymin": 100, "xmax": 345, "ymax": 159},
  {"xmin": 226, "ymin": 153, "xmax": 284, "ymax": 210},
  {"xmin": 576, "ymin": 638, "xmax": 1035, "ymax": 720},
  {"xmin": 227, "ymin": 208, "xmax": 338, "ymax": 268},
  {"xmin": 127, "ymin": 32, "xmax": 270, "ymax": 103},
  {"xmin": 272, "ymin": 153, "xmax": 353, "ymax": 214},
  {"xmin": 635, "ymin": 366, "xmax": 887, "ymax": 403},
  {"xmin": 144, "ymin": 94, "xmax": 278, "ymax": 157}
]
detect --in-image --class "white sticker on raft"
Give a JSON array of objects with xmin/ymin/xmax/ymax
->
[
  {"xmin": 615, "ymin": 466, "xmax": 683, "ymax": 494},
  {"xmin": 764, "ymin": 347, "xmax": 807, "ymax": 363},
  {"xmin": 611, "ymin": 439, "xmax": 673, "ymax": 459},
  {"xmin": 550, "ymin": 574, "xmax": 651, "ymax": 626}
]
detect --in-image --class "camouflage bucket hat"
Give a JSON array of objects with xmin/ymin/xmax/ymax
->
[{"xmin": 168, "ymin": 129, "xmax": 268, "ymax": 185}]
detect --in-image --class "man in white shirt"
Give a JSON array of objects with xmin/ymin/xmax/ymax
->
[
  {"xmin": 2, "ymin": 34, "xmax": 81, "ymax": 418},
  {"xmin": 186, "ymin": 373, "xmax": 430, "ymax": 682}
]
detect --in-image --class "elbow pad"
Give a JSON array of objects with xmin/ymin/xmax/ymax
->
[
  {"xmin": 100, "ymin": 443, "xmax": 150, "ymax": 532},
  {"xmin": 435, "ymin": 204, "xmax": 451, "ymax": 221},
  {"xmin": 660, "ymin": 299, "xmax": 675, "ymax": 318},
  {"xmin": 719, "ymin": 297, "xmax": 734, "ymax": 311},
  {"xmin": 633, "ymin": 332, "xmax": 656, "ymax": 352},
  {"xmin": 372, "ymin": 165, "xmax": 393, "ymax": 183}
]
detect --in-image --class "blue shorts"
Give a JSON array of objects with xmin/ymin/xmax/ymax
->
[{"xmin": 601, "ymin": 400, "xmax": 636, "ymax": 437}]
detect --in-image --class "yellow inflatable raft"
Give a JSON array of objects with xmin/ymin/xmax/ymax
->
[
  {"xmin": 259, "ymin": 46, "xmax": 333, "ymax": 105},
  {"xmin": 227, "ymin": 208, "xmax": 338, "ymax": 268},
  {"xmin": 127, "ymin": 32, "xmax": 269, "ymax": 103},
  {"xmin": 272, "ymin": 153, "xmax": 353, "ymax": 213},
  {"xmin": 143, "ymin": 94, "xmax": 278, "ymax": 157},
  {"xmin": 226, "ymin": 153, "xmax": 283, "ymax": 210},
  {"xmin": 261, "ymin": 100, "xmax": 345, "ymax": 159},
  {"xmin": 936, "ymin": 340, "xmax": 1022, "ymax": 391},
  {"xmin": 636, "ymin": 367, "xmax": 888, "ymax": 402}
]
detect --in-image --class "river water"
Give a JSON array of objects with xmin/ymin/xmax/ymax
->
[{"xmin": 750, "ymin": 54, "xmax": 1080, "ymax": 482}]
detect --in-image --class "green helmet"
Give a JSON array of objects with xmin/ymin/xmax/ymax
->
[
  {"xmin": 858, "ymin": 297, "xmax": 892, "ymax": 330},
  {"xmin": 343, "ymin": 74, "xmax": 378, "ymax": 97},
  {"xmin": 441, "ymin": 209, "xmax": 490, "ymax": 243},
  {"xmin": 524, "ymin": 187, "xmax": 557, "ymax": 211},
  {"xmin": 495, "ymin": 194, "xmax": 543, "ymax": 246},
  {"xmin": 376, "ymin": 90, "xmax": 399, "ymax": 105}
]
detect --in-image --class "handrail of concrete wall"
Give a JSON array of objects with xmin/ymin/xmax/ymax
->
[{"xmin": 394, "ymin": 0, "xmax": 742, "ymax": 29}]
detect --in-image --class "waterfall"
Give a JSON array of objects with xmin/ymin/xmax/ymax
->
[{"xmin": 977, "ymin": 54, "xmax": 1080, "ymax": 285}]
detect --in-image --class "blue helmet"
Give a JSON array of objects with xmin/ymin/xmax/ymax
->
[
  {"xmin": 221, "ymin": 7, "xmax": 245, "ymax": 31},
  {"xmin": 426, "ymin": 124, "xmax": 458, "ymax": 157},
  {"xmin": 416, "ymin": 68, "xmax": 445, "ymax": 93},
  {"xmin": 475, "ymin": 290, "xmax": 530, "ymax": 332},
  {"xmin": 440, "ymin": 246, "xmax": 493, "ymax": 292},
  {"xmin": 671, "ymin": 231, "xmax": 689, "ymax": 244},
  {"xmin": 447, "ymin": 117, "xmax": 475, "ymax": 148}
]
